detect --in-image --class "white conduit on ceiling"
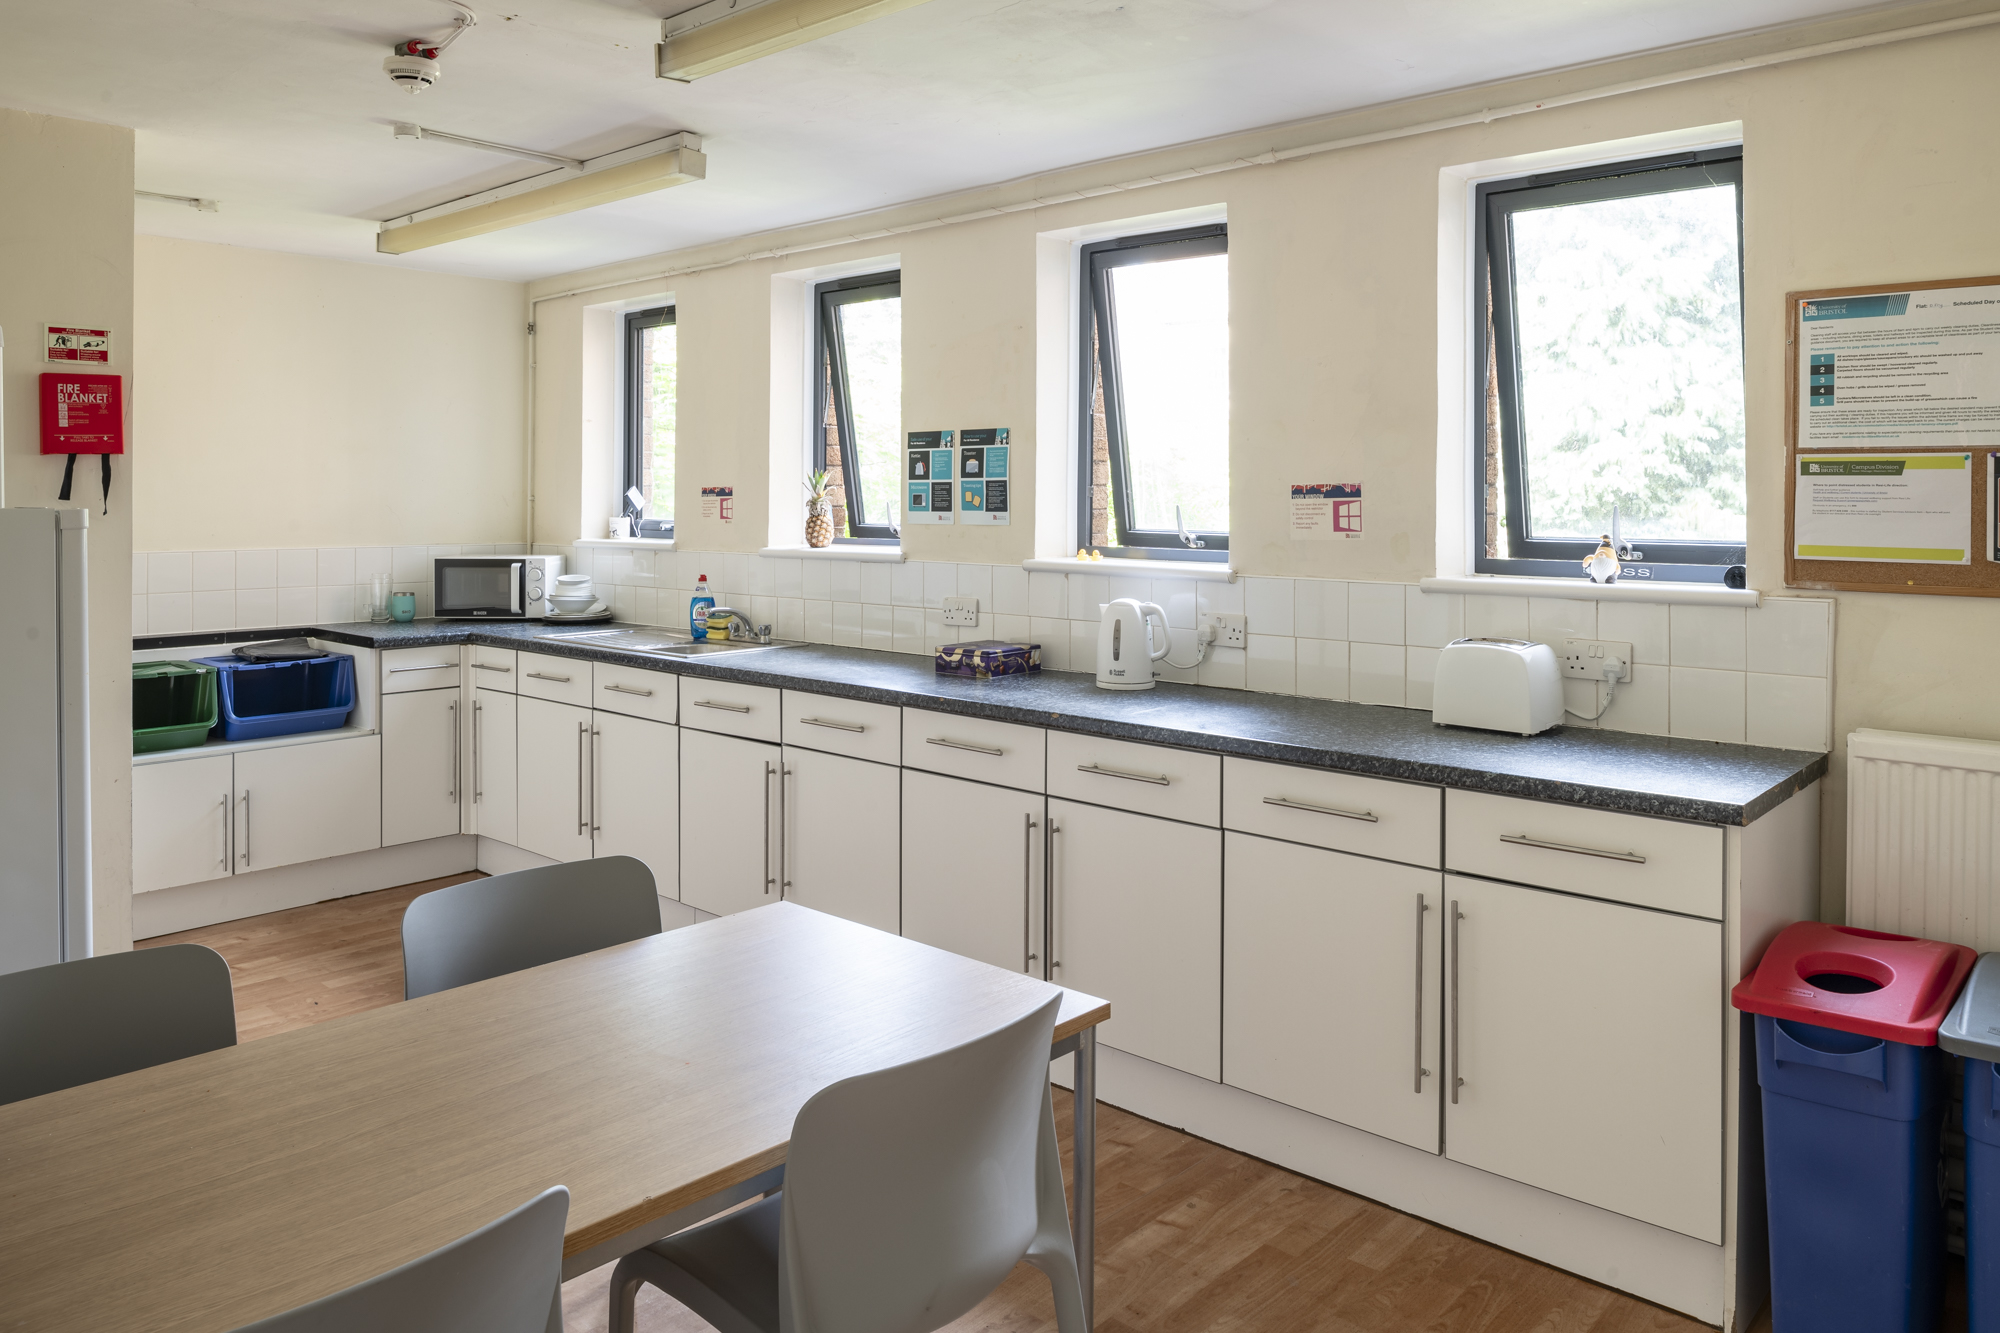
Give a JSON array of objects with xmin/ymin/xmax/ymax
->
[{"xmin": 519, "ymin": 5, "xmax": 2000, "ymax": 544}]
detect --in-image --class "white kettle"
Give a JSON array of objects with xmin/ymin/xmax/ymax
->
[{"xmin": 1096, "ymin": 597, "xmax": 1170, "ymax": 690}]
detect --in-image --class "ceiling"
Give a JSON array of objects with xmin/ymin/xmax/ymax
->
[{"xmin": 0, "ymin": 0, "xmax": 1919, "ymax": 282}]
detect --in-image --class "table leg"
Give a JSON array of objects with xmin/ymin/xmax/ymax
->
[{"xmin": 1074, "ymin": 1026, "xmax": 1096, "ymax": 1330}]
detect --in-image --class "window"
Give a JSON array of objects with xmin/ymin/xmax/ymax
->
[
  {"xmin": 814, "ymin": 271, "xmax": 902, "ymax": 542},
  {"xmin": 1079, "ymin": 225, "xmax": 1229, "ymax": 558},
  {"xmin": 623, "ymin": 306, "xmax": 677, "ymax": 538},
  {"xmin": 1477, "ymin": 149, "xmax": 1746, "ymax": 579}
]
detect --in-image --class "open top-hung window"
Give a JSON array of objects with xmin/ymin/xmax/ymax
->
[
  {"xmin": 815, "ymin": 271, "xmax": 902, "ymax": 542},
  {"xmin": 624, "ymin": 306, "xmax": 676, "ymax": 539},
  {"xmin": 1478, "ymin": 149, "xmax": 1745, "ymax": 581},
  {"xmin": 1080, "ymin": 225, "xmax": 1229, "ymax": 557}
]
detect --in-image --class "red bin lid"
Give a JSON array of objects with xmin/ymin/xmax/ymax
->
[{"xmin": 1731, "ymin": 921, "xmax": 1975, "ymax": 1045}]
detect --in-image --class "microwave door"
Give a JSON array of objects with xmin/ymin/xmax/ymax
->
[
  {"xmin": 438, "ymin": 561, "xmax": 517, "ymax": 616},
  {"xmin": 510, "ymin": 563, "xmax": 523, "ymax": 615}
]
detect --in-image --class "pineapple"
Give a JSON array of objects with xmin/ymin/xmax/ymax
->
[{"xmin": 805, "ymin": 470, "xmax": 835, "ymax": 548}]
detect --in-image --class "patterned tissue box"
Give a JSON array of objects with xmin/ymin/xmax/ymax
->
[{"xmin": 934, "ymin": 640, "xmax": 1041, "ymax": 679}]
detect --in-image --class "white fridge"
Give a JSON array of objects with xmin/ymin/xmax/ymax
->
[{"xmin": 0, "ymin": 507, "xmax": 91, "ymax": 973}]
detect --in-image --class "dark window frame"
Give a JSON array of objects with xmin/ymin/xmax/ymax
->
[
  {"xmin": 622, "ymin": 305, "xmax": 676, "ymax": 540},
  {"xmin": 1475, "ymin": 148, "xmax": 1746, "ymax": 582},
  {"xmin": 1078, "ymin": 225, "xmax": 1230, "ymax": 560},
  {"xmin": 813, "ymin": 270, "xmax": 903, "ymax": 544}
]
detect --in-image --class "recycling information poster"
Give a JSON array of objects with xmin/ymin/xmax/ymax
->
[
  {"xmin": 1793, "ymin": 453, "xmax": 1971, "ymax": 564},
  {"xmin": 958, "ymin": 428, "xmax": 1010, "ymax": 525},
  {"xmin": 1799, "ymin": 285, "xmax": 2000, "ymax": 447},
  {"xmin": 905, "ymin": 430, "xmax": 955, "ymax": 524}
]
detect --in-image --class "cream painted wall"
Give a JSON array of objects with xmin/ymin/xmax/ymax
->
[
  {"xmin": 0, "ymin": 109, "xmax": 136, "ymax": 954},
  {"xmin": 527, "ymin": 14, "xmax": 2000, "ymax": 918},
  {"xmin": 134, "ymin": 236, "xmax": 526, "ymax": 551}
]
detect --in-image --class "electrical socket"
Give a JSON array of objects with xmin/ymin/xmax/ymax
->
[
  {"xmin": 1560, "ymin": 638, "xmax": 1633, "ymax": 682},
  {"xmin": 942, "ymin": 596, "xmax": 979, "ymax": 628},
  {"xmin": 1207, "ymin": 613, "xmax": 1247, "ymax": 648}
]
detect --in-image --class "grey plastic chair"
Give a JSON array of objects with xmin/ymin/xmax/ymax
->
[
  {"xmin": 402, "ymin": 856, "xmax": 662, "ymax": 1000},
  {"xmin": 0, "ymin": 943, "xmax": 236, "ymax": 1106},
  {"xmin": 229, "ymin": 1185, "xmax": 570, "ymax": 1333},
  {"xmin": 608, "ymin": 994, "xmax": 1085, "ymax": 1333}
]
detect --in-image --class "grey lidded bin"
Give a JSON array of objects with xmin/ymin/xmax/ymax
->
[{"xmin": 1942, "ymin": 953, "xmax": 2000, "ymax": 1333}]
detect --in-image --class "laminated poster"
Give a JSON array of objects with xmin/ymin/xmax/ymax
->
[
  {"xmin": 1290, "ymin": 483, "xmax": 1361, "ymax": 540},
  {"xmin": 1794, "ymin": 454, "xmax": 1970, "ymax": 564},
  {"xmin": 906, "ymin": 431, "xmax": 955, "ymax": 524},
  {"xmin": 958, "ymin": 428, "xmax": 1010, "ymax": 525},
  {"xmin": 700, "ymin": 486, "xmax": 733, "ymax": 523},
  {"xmin": 1799, "ymin": 285, "xmax": 2000, "ymax": 448}
]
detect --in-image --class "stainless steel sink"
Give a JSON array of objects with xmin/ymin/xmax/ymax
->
[{"xmin": 533, "ymin": 626, "xmax": 800, "ymax": 658}]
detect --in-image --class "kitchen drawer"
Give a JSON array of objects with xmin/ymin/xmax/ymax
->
[
  {"xmin": 1047, "ymin": 731, "xmax": 1220, "ymax": 826},
  {"xmin": 1223, "ymin": 757, "xmax": 1440, "ymax": 868},
  {"xmin": 1445, "ymin": 789, "xmax": 1722, "ymax": 919},
  {"xmin": 381, "ymin": 645, "xmax": 461, "ymax": 694},
  {"xmin": 593, "ymin": 661, "xmax": 677, "ymax": 724},
  {"xmin": 517, "ymin": 651, "xmax": 591, "ymax": 708},
  {"xmin": 466, "ymin": 644, "xmax": 518, "ymax": 691},
  {"xmin": 679, "ymin": 677, "xmax": 781, "ymax": 742},
  {"xmin": 902, "ymin": 709, "xmax": 1045, "ymax": 793},
  {"xmin": 783, "ymin": 691, "xmax": 899, "ymax": 765}
]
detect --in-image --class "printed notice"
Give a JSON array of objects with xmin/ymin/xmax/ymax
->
[
  {"xmin": 906, "ymin": 431, "xmax": 954, "ymax": 524},
  {"xmin": 959, "ymin": 428, "xmax": 1010, "ymax": 525},
  {"xmin": 1290, "ymin": 483, "xmax": 1362, "ymax": 540},
  {"xmin": 700, "ymin": 485, "xmax": 734, "ymax": 523},
  {"xmin": 1794, "ymin": 453, "xmax": 1970, "ymax": 563},
  {"xmin": 1799, "ymin": 285, "xmax": 2000, "ymax": 446},
  {"xmin": 45, "ymin": 326, "xmax": 110, "ymax": 364}
]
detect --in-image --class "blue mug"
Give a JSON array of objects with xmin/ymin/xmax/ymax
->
[{"xmin": 389, "ymin": 592, "xmax": 416, "ymax": 623}]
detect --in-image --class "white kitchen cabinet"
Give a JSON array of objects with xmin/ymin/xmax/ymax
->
[
  {"xmin": 233, "ymin": 735, "xmax": 382, "ymax": 874},
  {"xmin": 593, "ymin": 708, "xmax": 680, "ymax": 898},
  {"xmin": 901, "ymin": 770, "xmax": 1044, "ymax": 975},
  {"xmin": 515, "ymin": 695, "xmax": 593, "ymax": 864},
  {"xmin": 1047, "ymin": 797, "xmax": 1222, "ymax": 1080},
  {"xmin": 381, "ymin": 686, "xmax": 462, "ymax": 847},
  {"xmin": 471, "ymin": 688, "xmax": 517, "ymax": 845},
  {"xmin": 1444, "ymin": 871, "xmax": 1723, "ymax": 1243},
  {"xmin": 132, "ymin": 753, "xmax": 236, "ymax": 895},
  {"xmin": 780, "ymin": 746, "xmax": 899, "ymax": 933},
  {"xmin": 1223, "ymin": 831, "xmax": 1443, "ymax": 1152},
  {"xmin": 679, "ymin": 727, "xmax": 780, "ymax": 917}
]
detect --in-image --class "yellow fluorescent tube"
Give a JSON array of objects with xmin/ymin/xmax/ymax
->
[
  {"xmin": 658, "ymin": 0, "xmax": 936, "ymax": 81},
  {"xmin": 377, "ymin": 146, "xmax": 706, "ymax": 254}
]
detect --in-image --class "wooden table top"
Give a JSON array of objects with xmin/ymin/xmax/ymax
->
[{"xmin": 0, "ymin": 903, "xmax": 1109, "ymax": 1333}]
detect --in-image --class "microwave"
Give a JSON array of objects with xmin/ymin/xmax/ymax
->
[{"xmin": 433, "ymin": 555, "xmax": 563, "ymax": 619}]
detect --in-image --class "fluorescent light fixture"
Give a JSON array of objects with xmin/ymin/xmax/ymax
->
[
  {"xmin": 656, "ymin": 0, "xmax": 936, "ymax": 81},
  {"xmin": 137, "ymin": 189, "xmax": 219, "ymax": 212},
  {"xmin": 377, "ymin": 132, "xmax": 704, "ymax": 254}
]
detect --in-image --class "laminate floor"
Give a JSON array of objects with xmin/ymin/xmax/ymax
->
[{"xmin": 142, "ymin": 881, "xmax": 1719, "ymax": 1333}]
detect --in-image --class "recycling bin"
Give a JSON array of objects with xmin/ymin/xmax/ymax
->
[
  {"xmin": 1942, "ymin": 952, "xmax": 2000, "ymax": 1332},
  {"xmin": 1732, "ymin": 921, "xmax": 1975, "ymax": 1333}
]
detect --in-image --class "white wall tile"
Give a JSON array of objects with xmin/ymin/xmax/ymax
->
[
  {"xmin": 892, "ymin": 561, "xmax": 926, "ymax": 607},
  {"xmin": 1198, "ymin": 579, "xmax": 1245, "ymax": 619},
  {"xmin": 862, "ymin": 604, "xmax": 894, "ymax": 651},
  {"xmin": 597, "ymin": 548, "xmax": 634, "ymax": 587},
  {"xmin": 775, "ymin": 598, "xmax": 805, "ymax": 640},
  {"xmin": 277, "ymin": 548, "xmax": 317, "ymax": 588},
  {"xmin": 1244, "ymin": 578, "xmax": 1295, "ymax": 637},
  {"xmin": 1350, "ymin": 643, "xmax": 1405, "ymax": 705},
  {"xmin": 1463, "ymin": 594, "xmax": 1528, "ymax": 640},
  {"xmin": 956, "ymin": 564, "xmax": 994, "ymax": 608},
  {"xmin": 569, "ymin": 547, "xmax": 599, "ymax": 580},
  {"xmin": 1067, "ymin": 573, "xmax": 1109, "ymax": 621},
  {"xmin": 317, "ymin": 548, "xmax": 355, "ymax": 587},
  {"xmin": 148, "ymin": 552, "xmax": 192, "ymax": 595},
  {"xmin": 1293, "ymin": 580, "xmax": 1348, "ymax": 641},
  {"xmin": 1028, "ymin": 572, "xmax": 1067, "ymax": 619},
  {"xmin": 191, "ymin": 590, "xmax": 235, "ymax": 631},
  {"xmin": 1746, "ymin": 674, "xmax": 1829, "ymax": 751},
  {"xmin": 131, "ymin": 595, "xmax": 147, "ymax": 636},
  {"xmin": 1070, "ymin": 622, "xmax": 1099, "ymax": 675},
  {"xmin": 1559, "ymin": 679, "xmax": 1600, "ymax": 728},
  {"xmin": 626, "ymin": 550, "xmax": 658, "ymax": 588},
  {"xmin": 748, "ymin": 555, "xmax": 776, "ymax": 598},
  {"xmin": 234, "ymin": 549, "xmax": 276, "ymax": 590},
  {"xmin": 276, "ymin": 586, "xmax": 317, "ymax": 625},
  {"xmin": 993, "ymin": 613, "xmax": 1032, "ymax": 644},
  {"xmin": 992, "ymin": 565, "xmax": 1028, "ymax": 615},
  {"xmin": 1746, "ymin": 599, "xmax": 1831, "ymax": 678},
  {"xmin": 1153, "ymin": 577, "xmax": 1199, "ymax": 629},
  {"xmin": 1405, "ymin": 588, "xmax": 1463, "ymax": 649},
  {"xmin": 1197, "ymin": 644, "xmax": 1245, "ymax": 690},
  {"xmin": 827, "ymin": 559, "xmax": 861, "ymax": 602},
  {"xmin": 461, "ymin": 544, "xmax": 495, "ymax": 556},
  {"xmin": 1347, "ymin": 583, "xmax": 1405, "ymax": 645},
  {"xmin": 1296, "ymin": 639, "xmax": 1349, "ymax": 701},
  {"xmin": 726, "ymin": 553, "xmax": 761, "ymax": 594},
  {"xmin": 131, "ymin": 552, "xmax": 149, "ymax": 596},
  {"xmin": 770, "ymin": 557, "xmax": 804, "ymax": 600},
  {"xmin": 923, "ymin": 562, "xmax": 957, "ymax": 609},
  {"xmin": 893, "ymin": 606, "xmax": 926, "ymax": 655},
  {"xmin": 801, "ymin": 559, "xmax": 833, "ymax": 602},
  {"xmin": 1596, "ymin": 601, "xmax": 1669, "ymax": 665},
  {"xmin": 1405, "ymin": 645, "xmax": 1441, "ymax": 709},
  {"xmin": 1106, "ymin": 573, "xmax": 1151, "ymax": 606},
  {"xmin": 354, "ymin": 547, "xmax": 392, "ymax": 580},
  {"xmin": 426, "ymin": 545, "xmax": 461, "ymax": 561},
  {"xmin": 653, "ymin": 551, "xmax": 681, "ymax": 588},
  {"xmin": 1596, "ymin": 664, "xmax": 1669, "ymax": 736},
  {"xmin": 925, "ymin": 612, "xmax": 952, "ymax": 649},
  {"xmin": 1668, "ymin": 666, "xmax": 1745, "ymax": 743},
  {"xmin": 235, "ymin": 588, "xmax": 276, "ymax": 629},
  {"xmin": 636, "ymin": 589, "xmax": 663, "ymax": 625},
  {"xmin": 1527, "ymin": 596, "xmax": 1595, "ymax": 648},
  {"xmin": 1032, "ymin": 618, "xmax": 1071, "ymax": 671},
  {"xmin": 191, "ymin": 550, "xmax": 235, "ymax": 592},
  {"xmin": 316, "ymin": 585, "xmax": 355, "ymax": 624},
  {"xmin": 857, "ymin": 563, "xmax": 892, "ymax": 605},
  {"xmin": 832, "ymin": 602, "xmax": 862, "ymax": 648},
  {"xmin": 1670, "ymin": 604, "xmax": 1746, "ymax": 671},
  {"xmin": 1246, "ymin": 635, "xmax": 1295, "ymax": 694},
  {"xmin": 803, "ymin": 600, "xmax": 832, "ymax": 644},
  {"xmin": 1156, "ymin": 628, "xmax": 1198, "ymax": 684},
  {"xmin": 147, "ymin": 592, "xmax": 192, "ymax": 633}
]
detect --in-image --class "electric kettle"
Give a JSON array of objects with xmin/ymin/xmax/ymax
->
[{"xmin": 1096, "ymin": 597, "xmax": 1170, "ymax": 690}]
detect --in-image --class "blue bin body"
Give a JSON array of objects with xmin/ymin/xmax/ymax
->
[
  {"xmin": 1966, "ymin": 1058, "xmax": 2000, "ymax": 1332},
  {"xmin": 192, "ymin": 653, "xmax": 356, "ymax": 742},
  {"xmin": 1755, "ymin": 1014, "xmax": 1944, "ymax": 1333}
]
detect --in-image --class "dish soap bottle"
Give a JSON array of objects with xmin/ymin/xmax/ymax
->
[{"xmin": 691, "ymin": 574, "xmax": 713, "ymax": 641}]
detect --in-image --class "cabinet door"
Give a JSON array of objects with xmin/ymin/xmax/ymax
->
[
  {"xmin": 679, "ymin": 728, "xmax": 780, "ymax": 917},
  {"xmin": 1445, "ymin": 872, "xmax": 1723, "ymax": 1242},
  {"xmin": 132, "ymin": 754, "xmax": 236, "ymax": 894},
  {"xmin": 593, "ymin": 709, "xmax": 679, "ymax": 899},
  {"xmin": 781, "ymin": 746, "xmax": 899, "ymax": 933},
  {"xmin": 381, "ymin": 686, "xmax": 462, "ymax": 847},
  {"xmin": 902, "ymin": 771, "xmax": 1044, "ymax": 975},
  {"xmin": 1048, "ymin": 798, "xmax": 1221, "ymax": 1080},
  {"xmin": 472, "ymin": 689, "xmax": 517, "ymax": 846},
  {"xmin": 514, "ymin": 695, "xmax": 593, "ymax": 863},
  {"xmin": 1224, "ymin": 832, "xmax": 1442, "ymax": 1152},
  {"xmin": 234, "ymin": 735, "xmax": 382, "ymax": 874}
]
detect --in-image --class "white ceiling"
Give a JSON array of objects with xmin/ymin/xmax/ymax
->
[{"xmin": 1, "ymin": 0, "xmax": 1914, "ymax": 282}]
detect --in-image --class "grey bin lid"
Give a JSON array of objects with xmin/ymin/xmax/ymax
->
[{"xmin": 1940, "ymin": 952, "xmax": 2000, "ymax": 1062}]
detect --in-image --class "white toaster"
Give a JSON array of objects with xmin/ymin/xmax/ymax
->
[{"xmin": 1431, "ymin": 637, "xmax": 1563, "ymax": 736}]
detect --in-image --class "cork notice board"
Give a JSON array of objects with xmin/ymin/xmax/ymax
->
[{"xmin": 1785, "ymin": 274, "xmax": 2000, "ymax": 596}]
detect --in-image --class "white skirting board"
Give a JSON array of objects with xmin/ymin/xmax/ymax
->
[
  {"xmin": 1054, "ymin": 1044, "xmax": 1728, "ymax": 1326},
  {"xmin": 133, "ymin": 835, "xmax": 479, "ymax": 939}
]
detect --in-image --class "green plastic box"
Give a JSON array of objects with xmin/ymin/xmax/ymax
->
[{"xmin": 133, "ymin": 661, "xmax": 218, "ymax": 754}]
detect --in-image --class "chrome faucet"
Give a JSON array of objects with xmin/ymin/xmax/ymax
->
[{"xmin": 705, "ymin": 607, "xmax": 772, "ymax": 644}]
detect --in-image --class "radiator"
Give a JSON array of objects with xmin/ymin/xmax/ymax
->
[{"xmin": 1848, "ymin": 728, "xmax": 2000, "ymax": 950}]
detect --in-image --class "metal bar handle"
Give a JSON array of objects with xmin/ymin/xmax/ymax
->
[
  {"xmin": 240, "ymin": 791, "xmax": 251, "ymax": 866},
  {"xmin": 1076, "ymin": 762, "xmax": 1169, "ymax": 787},
  {"xmin": 763, "ymin": 762, "xmax": 776, "ymax": 893},
  {"xmin": 1023, "ymin": 813, "xmax": 1039, "ymax": 974},
  {"xmin": 799, "ymin": 717, "xmax": 865, "ymax": 733},
  {"xmin": 926, "ymin": 736, "xmax": 1003, "ymax": 756},
  {"xmin": 219, "ymin": 794, "xmax": 230, "ymax": 868},
  {"xmin": 473, "ymin": 699, "xmax": 483, "ymax": 804},
  {"xmin": 388, "ymin": 663, "xmax": 457, "ymax": 674},
  {"xmin": 1450, "ymin": 900, "xmax": 1463, "ymax": 1105},
  {"xmin": 590, "ymin": 725, "xmax": 601, "ymax": 835},
  {"xmin": 1414, "ymin": 895, "xmax": 1430, "ymax": 1094},
  {"xmin": 1499, "ymin": 832, "xmax": 1645, "ymax": 864},
  {"xmin": 695, "ymin": 699, "xmax": 752, "ymax": 714},
  {"xmin": 577, "ymin": 722, "xmax": 588, "ymax": 835},
  {"xmin": 527, "ymin": 671, "xmax": 573, "ymax": 683},
  {"xmin": 1264, "ymin": 795, "xmax": 1379, "ymax": 823},
  {"xmin": 470, "ymin": 661, "xmax": 513, "ymax": 673},
  {"xmin": 780, "ymin": 765, "xmax": 793, "ymax": 893},
  {"xmin": 602, "ymin": 683, "xmax": 655, "ymax": 697},
  {"xmin": 1047, "ymin": 820, "xmax": 1062, "ymax": 973},
  {"xmin": 449, "ymin": 701, "xmax": 459, "ymax": 803}
]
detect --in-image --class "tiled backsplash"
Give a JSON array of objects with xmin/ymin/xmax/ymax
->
[{"xmin": 133, "ymin": 542, "xmax": 1835, "ymax": 752}]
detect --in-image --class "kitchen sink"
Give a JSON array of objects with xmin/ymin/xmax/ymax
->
[{"xmin": 533, "ymin": 626, "xmax": 801, "ymax": 658}]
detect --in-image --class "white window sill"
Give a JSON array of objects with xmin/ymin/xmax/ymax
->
[
  {"xmin": 759, "ymin": 545, "xmax": 906, "ymax": 563},
  {"xmin": 576, "ymin": 537, "xmax": 674, "ymax": 550},
  {"xmin": 1419, "ymin": 574, "xmax": 1760, "ymax": 607},
  {"xmin": 1022, "ymin": 556, "xmax": 1236, "ymax": 583}
]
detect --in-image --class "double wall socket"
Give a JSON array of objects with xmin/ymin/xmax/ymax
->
[
  {"xmin": 1206, "ymin": 613, "xmax": 1247, "ymax": 648},
  {"xmin": 1561, "ymin": 638, "xmax": 1633, "ymax": 682},
  {"xmin": 942, "ymin": 596, "xmax": 979, "ymax": 627}
]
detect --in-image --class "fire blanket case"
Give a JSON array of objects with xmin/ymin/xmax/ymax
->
[{"xmin": 40, "ymin": 372, "xmax": 123, "ymax": 512}]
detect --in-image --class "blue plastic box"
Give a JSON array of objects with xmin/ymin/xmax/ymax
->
[
  {"xmin": 1941, "ymin": 952, "xmax": 2000, "ymax": 1332},
  {"xmin": 192, "ymin": 652, "xmax": 356, "ymax": 742}
]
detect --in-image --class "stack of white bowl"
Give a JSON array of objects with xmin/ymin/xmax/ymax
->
[{"xmin": 548, "ymin": 574, "xmax": 601, "ymax": 616}]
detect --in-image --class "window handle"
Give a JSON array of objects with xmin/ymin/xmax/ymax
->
[
  {"xmin": 798, "ymin": 716, "xmax": 865, "ymax": 733},
  {"xmin": 1263, "ymin": 795, "xmax": 1378, "ymax": 823},
  {"xmin": 695, "ymin": 699, "xmax": 752, "ymax": 714},
  {"xmin": 926, "ymin": 736, "xmax": 1003, "ymax": 756}
]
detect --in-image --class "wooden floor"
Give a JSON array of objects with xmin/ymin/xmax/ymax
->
[{"xmin": 143, "ymin": 883, "xmax": 1718, "ymax": 1333}]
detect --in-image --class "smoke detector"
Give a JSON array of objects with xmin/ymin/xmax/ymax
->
[{"xmin": 383, "ymin": 3, "xmax": 476, "ymax": 94}]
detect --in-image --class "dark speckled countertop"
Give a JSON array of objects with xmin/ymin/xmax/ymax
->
[{"xmin": 139, "ymin": 619, "xmax": 1827, "ymax": 826}]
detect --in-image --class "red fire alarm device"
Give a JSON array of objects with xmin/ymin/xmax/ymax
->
[{"xmin": 40, "ymin": 372, "xmax": 123, "ymax": 511}]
